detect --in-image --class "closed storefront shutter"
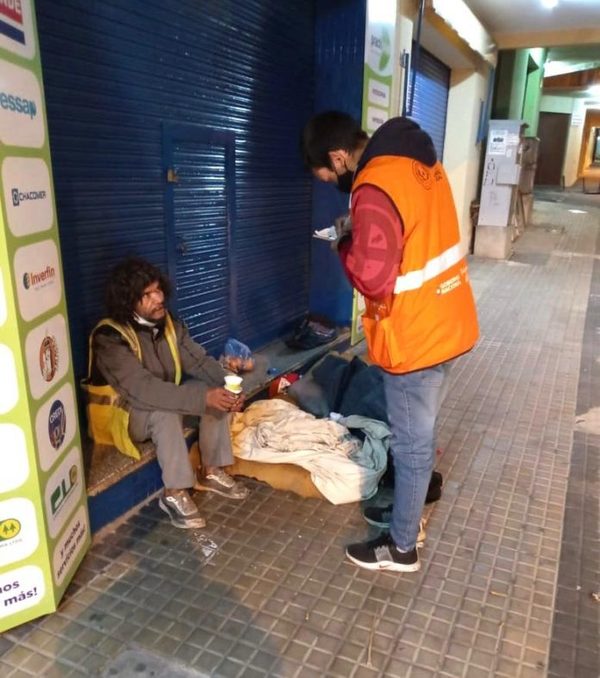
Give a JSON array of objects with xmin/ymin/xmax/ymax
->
[
  {"xmin": 409, "ymin": 47, "xmax": 450, "ymax": 159},
  {"xmin": 35, "ymin": 0, "xmax": 315, "ymax": 375}
]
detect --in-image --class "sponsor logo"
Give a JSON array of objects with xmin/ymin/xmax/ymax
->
[
  {"xmin": 22, "ymin": 265, "xmax": 55, "ymax": 290},
  {"xmin": 0, "ymin": 90, "xmax": 36, "ymax": 118},
  {"xmin": 11, "ymin": 187, "xmax": 46, "ymax": 206},
  {"xmin": 369, "ymin": 28, "xmax": 391, "ymax": 72},
  {"xmin": 48, "ymin": 399, "xmax": 66, "ymax": 450},
  {"xmin": 39, "ymin": 334, "xmax": 59, "ymax": 382},
  {"xmin": 50, "ymin": 464, "xmax": 78, "ymax": 517},
  {"xmin": 0, "ymin": 0, "xmax": 25, "ymax": 46},
  {"xmin": 0, "ymin": 518, "xmax": 20, "ymax": 542},
  {"xmin": 436, "ymin": 275, "xmax": 462, "ymax": 296},
  {"xmin": 412, "ymin": 160, "xmax": 432, "ymax": 190}
]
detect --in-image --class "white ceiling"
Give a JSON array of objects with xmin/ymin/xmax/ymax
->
[{"xmin": 464, "ymin": 0, "xmax": 600, "ymax": 36}]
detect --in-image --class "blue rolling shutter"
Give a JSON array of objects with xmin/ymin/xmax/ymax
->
[
  {"xmin": 168, "ymin": 136, "xmax": 232, "ymax": 355},
  {"xmin": 35, "ymin": 0, "xmax": 315, "ymax": 377},
  {"xmin": 409, "ymin": 47, "xmax": 450, "ymax": 159}
]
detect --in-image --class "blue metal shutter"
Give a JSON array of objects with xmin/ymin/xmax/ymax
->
[
  {"xmin": 409, "ymin": 47, "xmax": 450, "ymax": 159},
  {"xmin": 169, "ymin": 138, "xmax": 231, "ymax": 354},
  {"xmin": 35, "ymin": 0, "xmax": 315, "ymax": 376}
]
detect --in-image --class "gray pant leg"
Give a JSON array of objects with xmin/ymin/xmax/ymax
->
[
  {"xmin": 198, "ymin": 408, "xmax": 233, "ymax": 468},
  {"xmin": 128, "ymin": 409, "xmax": 195, "ymax": 489}
]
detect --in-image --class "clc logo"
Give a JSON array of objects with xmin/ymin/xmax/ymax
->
[{"xmin": 50, "ymin": 465, "xmax": 78, "ymax": 516}]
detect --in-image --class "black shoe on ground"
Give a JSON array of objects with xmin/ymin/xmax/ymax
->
[
  {"xmin": 345, "ymin": 533, "xmax": 420, "ymax": 572},
  {"xmin": 427, "ymin": 470, "xmax": 443, "ymax": 503},
  {"xmin": 378, "ymin": 468, "xmax": 443, "ymax": 501}
]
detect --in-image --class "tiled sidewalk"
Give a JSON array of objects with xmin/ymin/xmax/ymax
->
[{"xmin": 1, "ymin": 194, "xmax": 599, "ymax": 677}]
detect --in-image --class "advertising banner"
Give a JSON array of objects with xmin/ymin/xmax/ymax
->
[
  {"xmin": 0, "ymin": 0, "xmax": 90, "ymax": 632},
  {"xmin": 352, "ymin": 0, "xmax": 397, "ymax": 345}
]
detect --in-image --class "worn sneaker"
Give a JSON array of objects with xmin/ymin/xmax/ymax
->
[
  {"xmin": 194, "ymin": 468, "xmax": 249, "ymax": 500},
  {"xmin": 346, "ymin": 533, "xmax": 420, "ymax": 572},
  {"xmin": 158, "ymin": 490, "xmax": 206, "ymax": 529},
  {"xmin": 363, "ymin": 508, "xmax": 426, "ymax": 546}
]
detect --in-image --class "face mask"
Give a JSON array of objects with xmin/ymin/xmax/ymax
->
[{"xmin": 336, "ymin": 169, "xmax": 354, "ymax": 194}]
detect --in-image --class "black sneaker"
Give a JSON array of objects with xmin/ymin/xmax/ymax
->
[{"xmin": 345, "ymin": 533, "xmax": 420, "ymax": 572}]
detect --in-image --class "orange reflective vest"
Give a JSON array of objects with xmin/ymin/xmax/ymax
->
[
  {"xmin": 353, "ymin": 155, "xmax": 479, "ymax": 373},
  {"xmin": 81, "ymin": 315, "xmax": 182, "ymax": 459}
]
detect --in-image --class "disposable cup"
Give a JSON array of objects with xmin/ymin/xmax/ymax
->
[{"xmin": 224, "ymin": 375, "xmax": 243, "ymax": 393}]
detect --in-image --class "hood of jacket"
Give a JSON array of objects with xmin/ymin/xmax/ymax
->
[{"xmin": 355, "ymin": 117, "xmax": 437, "ymax": 179}]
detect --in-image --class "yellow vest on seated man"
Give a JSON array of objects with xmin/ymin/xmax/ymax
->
[{"xmin": 82, "ymin": 314, "xmax": 182, "ymax": 460}]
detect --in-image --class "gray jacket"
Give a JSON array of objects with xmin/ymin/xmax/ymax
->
[{"xmin": 92, "ymin": 314, "xmax": 226, "ymax": 415}]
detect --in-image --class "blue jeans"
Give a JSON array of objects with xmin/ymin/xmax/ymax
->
[{"xmin": 382, "ymin": 362, "xmax": 451, "ymax": 551}]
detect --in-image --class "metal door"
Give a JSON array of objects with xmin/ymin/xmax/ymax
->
[
  {"xmin": 410, "ymin": 47, "xmax": 450, "ymax": 160},
  {"xmin": 535, "ymin": 113, "xmax": 570, "ymax": 186},
  {"xmin": 163, "ymin": 124, "xmax": 237, "ymax": 355}
]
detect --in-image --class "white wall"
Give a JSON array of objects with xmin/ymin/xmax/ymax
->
[
  {"xmin": 444, "ymin": 67, "xmax": 489, "ymax": 250},
  {"xmin": 394, "ymin": 0, "xmax": 493, "ymax": 250}
]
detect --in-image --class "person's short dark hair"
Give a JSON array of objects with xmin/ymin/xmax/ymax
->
[
  {"xmin": 302, "ymin": 111, "xmax": 368, "ymax": 169},
  {"xmin": 105, "ymin": 256, "xmax": 171, "ymax": 323}
]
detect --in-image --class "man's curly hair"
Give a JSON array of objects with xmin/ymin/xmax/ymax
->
[{"xmin": 105, "ymin": 257, "xmax": 171, "ymax": 324}]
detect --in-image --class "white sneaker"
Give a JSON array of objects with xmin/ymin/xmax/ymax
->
[{"xmin": 195, "ymin": 468, "xmax": 249, "ymax": 500}]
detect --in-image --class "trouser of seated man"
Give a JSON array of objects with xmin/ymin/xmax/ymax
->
[{"xmin": 128, "ymin": 408, "xmax": 248, "ymax": 529}]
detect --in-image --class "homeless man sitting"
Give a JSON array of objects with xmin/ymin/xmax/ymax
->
[{"xmin": 85, "ymin": 256, "xmax": 248, "ymax": 528}]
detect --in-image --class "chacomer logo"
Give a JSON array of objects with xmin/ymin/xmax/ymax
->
[
  {"xmin": 39, "ymin": 334, "xmax": 59, "ymax": 382},
  {"xmin": 48, "ymin": 399, "xmax": 66, "ymax": 450},
  {"xmin": 21, "ymin": 265, "xmax": 55, "ymax": 290},
  {"xmin": 11, "ymin": 187, "xmax": 46, "ymax": 206},
  {"xmin": 50, "ymin": 464, "xmax": 78, "ymax": 516},
  {"xmin": 0, "ymin": 0, "xmax": 26, "ymax": 46}
]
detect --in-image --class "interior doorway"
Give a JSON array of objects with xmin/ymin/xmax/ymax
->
[{"xmin": 535, "ymin": 112, "xmax": 570, "ymax": 186}]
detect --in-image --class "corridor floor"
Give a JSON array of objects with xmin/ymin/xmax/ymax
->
[{"xmin": 1, "ymin": 192, "xmax": 599, "ymax": 678}]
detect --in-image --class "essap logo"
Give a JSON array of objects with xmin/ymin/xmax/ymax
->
[
  {"xmin": 0, "ymin": 0, "xmax": 25, "ymax": 45},
  {"xmin": 48, "ymin": 399, "xmax": 66, "ymax": 450},
  {"xmin": 0, "ymin": 90, "xmax": 36, "ymax": 118},
  {"xmin": 0, "ymin": 518, "xmax": 21, "ymax": 541},
  {"xmin": 11, "ymin": 187, "xmax": 46, "ymax": 207}
]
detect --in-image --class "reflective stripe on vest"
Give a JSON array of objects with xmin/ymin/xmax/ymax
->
[{"xmin": 394, "ymin": 243, "xmax": 462, "ymax": 294}]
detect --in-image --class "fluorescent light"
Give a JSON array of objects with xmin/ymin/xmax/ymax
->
[{"xmin": 541, "ymin": 0, "xmax": 558, "ymax": 8}]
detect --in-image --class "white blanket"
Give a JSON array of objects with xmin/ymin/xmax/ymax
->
[{"xmin": 230, "ymin": 399, "xmax": 388, "ymax": 504}]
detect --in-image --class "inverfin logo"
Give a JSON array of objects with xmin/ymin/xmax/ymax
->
[{"xmin": 22, "ymin": 265, "xmax": 55, "ymax": 290}]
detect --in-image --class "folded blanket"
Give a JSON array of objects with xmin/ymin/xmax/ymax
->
[{"xmin": 230, "ymin": 399, "xmax": 388, "ymax": 504}]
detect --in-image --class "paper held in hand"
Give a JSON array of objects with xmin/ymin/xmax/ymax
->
[{"xmin": 313, "ymin": 225, "xmax": 337, "ymax": 241}]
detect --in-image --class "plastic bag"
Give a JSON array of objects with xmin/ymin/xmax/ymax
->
[{"xmin": 220, "ymin": 338, "xmax": 255, "ymax": 373}]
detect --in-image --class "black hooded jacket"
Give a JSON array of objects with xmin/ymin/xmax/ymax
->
[{"xmin": 355, "ymin": 117, "xmax": 437, "ymax": 180}]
